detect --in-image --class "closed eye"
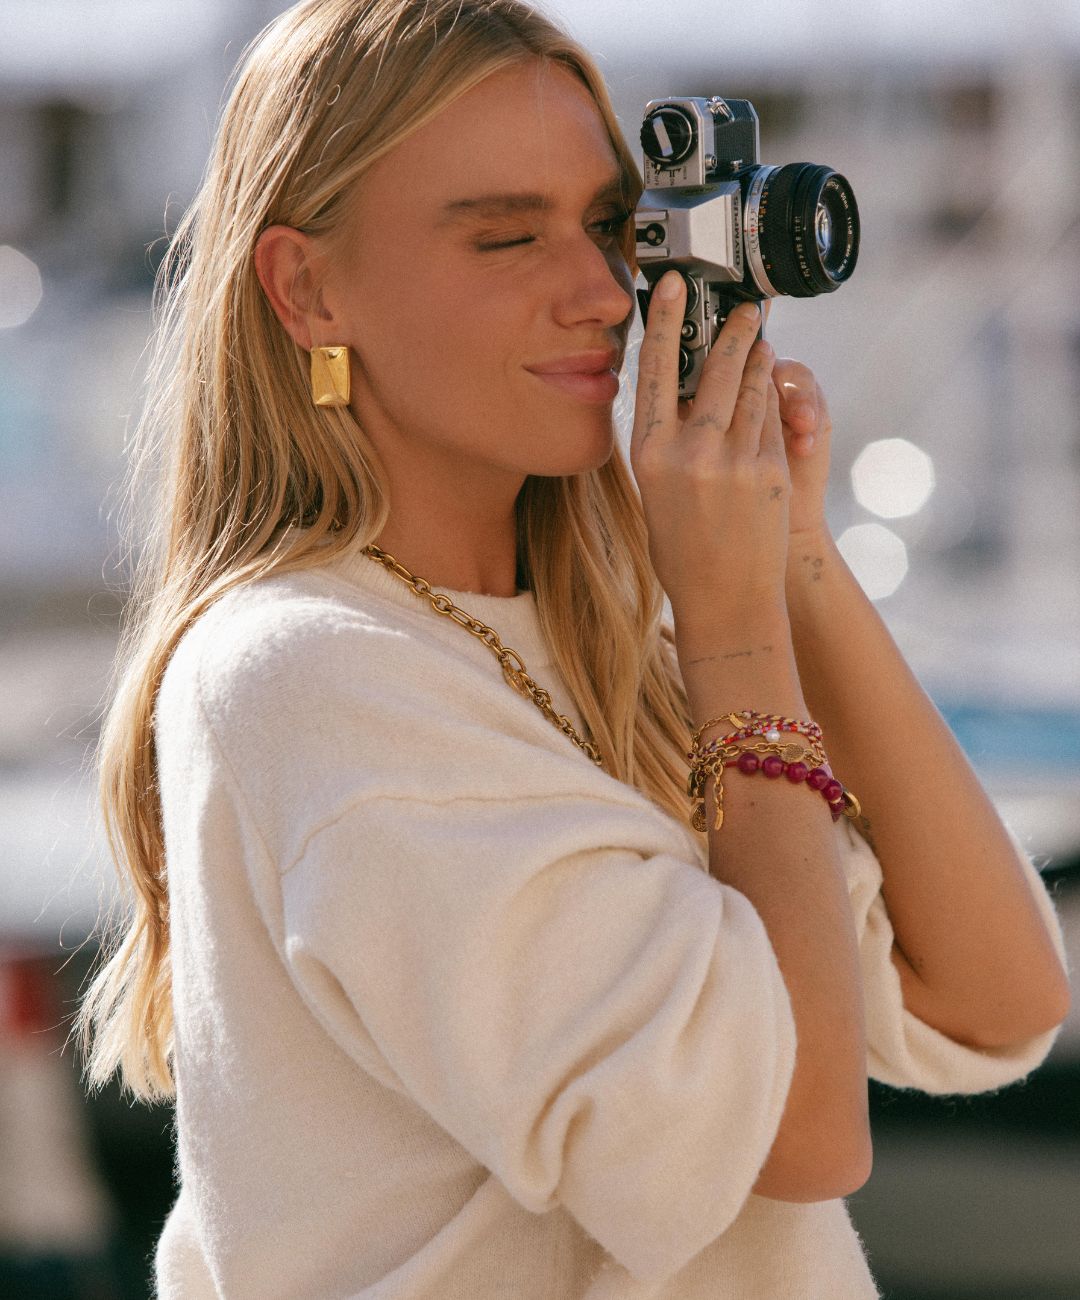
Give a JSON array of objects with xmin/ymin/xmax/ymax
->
[
  {"xmin": 475, "ymin": 208, "xmax": 634, "ymax": 253},
  {"xmin": 476, "ymin": 233, "xmax": 536, "ymax": 251}
]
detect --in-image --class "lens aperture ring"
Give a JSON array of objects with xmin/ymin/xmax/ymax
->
[{"xmin": 742, "ymin": 165, "xmax": 782, "ymax": 298}]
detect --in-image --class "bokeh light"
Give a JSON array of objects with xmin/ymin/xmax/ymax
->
[
  {"xmin": 837, "ymin": 522, "xmax": 909, "ymax": 599},
  {"xmin": 851, "ymin": 438, "xmax": 936, "ymax": 519},
  {"xmin": 0, "ymin": 244, "xmax": 43, "ymax": 328}
]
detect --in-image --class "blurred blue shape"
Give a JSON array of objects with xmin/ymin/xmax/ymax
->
[{"xmin": 937, "ymin": 701, "xmax": 1080, "ymax": 772}]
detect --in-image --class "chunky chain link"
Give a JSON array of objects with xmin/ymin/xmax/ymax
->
[{"xmin": 362, "ymin": 544, "xmax": 605, "ymax": 768}]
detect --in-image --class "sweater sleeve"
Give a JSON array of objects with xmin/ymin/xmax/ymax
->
[
  {"xmin": 178, "ymin": 587, "xmax": 799, "ymax": 1287},
  {"xmin": 279, "ymin": 795, "xmax": 795, "ymax": 1285},
  {"xmin": 834, "ymin": 815, "xmax": 1070, "ymax": 1094}
]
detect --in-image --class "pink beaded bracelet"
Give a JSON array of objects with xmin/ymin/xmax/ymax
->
[{"xmin": 724, "ymin": 752, "xmax": 861, "ymax": 822}]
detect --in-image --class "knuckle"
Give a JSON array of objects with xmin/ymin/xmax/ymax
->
[
  {"xmin": 682, "ymin": 449, "xmax": 727, "ymax": 486},
  {"xmin": 728, "ymin": 459, "xmax": 759, "ymax": 487},
  {"xmin": 637, "ymin": 345, "xmax": 668, "ymax": 380},
  {"xmin": 733, "ymin": 385, "xmax": 766, "ymax": 412}
]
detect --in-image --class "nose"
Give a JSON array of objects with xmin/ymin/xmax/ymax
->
[{"xmin": 551, "ymin": 232, "xmax": 635, "ymax": 333}]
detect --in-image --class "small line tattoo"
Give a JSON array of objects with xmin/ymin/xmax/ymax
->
[
  {"xmin": 689, "ymin": 411, "xmax": 724, "ymax": 431},
  {"xmin": 685, "ymin": 644, "xmax": 775, "ymax": 666}
]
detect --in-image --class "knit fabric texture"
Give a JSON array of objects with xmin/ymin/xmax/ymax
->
[{"xmin": 151, "ymin": 540, "xmax": 1068, "ymax": 1298}]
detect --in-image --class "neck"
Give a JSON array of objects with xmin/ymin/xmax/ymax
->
[{"xmin": 370, "ymin": 505, "xmax": 522, "ymax": 598}]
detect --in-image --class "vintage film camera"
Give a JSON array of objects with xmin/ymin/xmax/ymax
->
[{"xmin": 634, "ymin": 96, "xmax": 860, "ymax": 398}]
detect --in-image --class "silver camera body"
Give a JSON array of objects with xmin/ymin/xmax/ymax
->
[{"xmin": 634, "ymin": 95, "xmax": 860, "ymax": 398}]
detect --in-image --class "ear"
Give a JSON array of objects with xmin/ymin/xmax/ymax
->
[{"xmin": 253, "ymin": 224, "xmax": 333, "ymax": 352}]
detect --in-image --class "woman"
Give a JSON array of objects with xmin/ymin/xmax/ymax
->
[{"xmin": 74, "ymin": 1, "xmax": 1071, "ymax": 1296}]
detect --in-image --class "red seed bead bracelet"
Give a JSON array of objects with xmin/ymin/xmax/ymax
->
[{"xmin": 691, "ymin": 710, "xmax": 823, "ymax": 752}]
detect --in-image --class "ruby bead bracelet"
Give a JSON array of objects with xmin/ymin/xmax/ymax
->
[{"xmin": 727, "ymin": 751, "xmax": 861, "ymax": 821}]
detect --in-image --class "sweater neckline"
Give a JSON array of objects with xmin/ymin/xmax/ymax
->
[{"xmin": 324, "ymin": 538, "xmax": 552, "ymax": 668}]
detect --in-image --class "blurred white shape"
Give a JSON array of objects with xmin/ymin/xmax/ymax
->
[
  {"xmin": 0, "ymin": 0, "xmax": 222, "ymax": 92},
  {"xmin": 851, "ymin": 438, "xmax": 936, "ymax": 519},
  {"xmin": 0, "ymin": 245, "xmax": 43, "ymax": 329},
  {"xmin": 837, "ymin": 523, "xmax": 909, "ymax": 599},
  {"xmin": 543, "ymin": 0, "xmax": 1080, "ymax": 69}
]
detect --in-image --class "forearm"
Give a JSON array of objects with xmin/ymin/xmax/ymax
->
[
  {"xmin": 784, "ymin": 532, "xmax": 1071, "ymax": 1047},
  {"xmin": 675, "ymin": 609, "xmax": 871, "ymax": 1197}
]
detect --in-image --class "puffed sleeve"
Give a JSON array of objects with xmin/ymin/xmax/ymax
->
[
  {"xmin": 834, "ymin": 815, "xmax": 1070, "ymax": 1094},
  {"xmin": 180, "ymin": 583, "xmax": 800, "ymax": 1286}
]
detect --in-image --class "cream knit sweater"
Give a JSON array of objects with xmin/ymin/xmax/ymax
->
[{"xmin": 152, "ymin": 540, "xmax": 1067, "ymax": 1299}]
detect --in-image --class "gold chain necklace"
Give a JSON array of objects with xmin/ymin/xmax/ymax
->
[{"xmin": 362, "ymin": 544, "xmax": 605, "ymax": 768}]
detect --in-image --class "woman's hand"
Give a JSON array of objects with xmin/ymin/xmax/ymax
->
[
  {"xmin": 629, "ymin": 271, "xmax": 791, "ymax": 633},
  {"xmin": 773, "ymin": 359, "xmax": 832, "ymax": 541}
]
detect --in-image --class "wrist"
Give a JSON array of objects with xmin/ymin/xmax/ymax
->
[
  {"xmin": 674, "ymin": 619, "xmax": 810, "ymax": 731},
  {"xmin": 672, "ymin": 595, "xmax": 791, "ymax": 657},
  {"xmin": 786, "ymin": 524, "xmax": 837, "ymax": 563},
  {"xmin": 786, "ymin": 529, "xmax": 839, "ymax": 589}
]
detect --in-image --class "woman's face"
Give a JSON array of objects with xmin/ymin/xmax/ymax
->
[{"xmin": 322, "ymin": 58, "xmax": 637, "ymax": 490}]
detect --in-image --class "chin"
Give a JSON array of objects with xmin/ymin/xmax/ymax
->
[{"xmin": 533, "ymin": 411, "xmax": 616, "ymax": 476}]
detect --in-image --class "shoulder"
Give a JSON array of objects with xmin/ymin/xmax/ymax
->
[
  {"xmin": 153, "ymin": 563, "xmax": 701, "ymax": 874},
  {"xmin": 154, "ymin": 558, "xmax": 613, "ymax": 807},
  {"xmin": 158, "ymin": 564, "xmax": 444, "ymax": 733}
]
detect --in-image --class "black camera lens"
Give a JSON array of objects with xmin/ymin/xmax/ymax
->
[
  {"xmin": 677, "ymin": 347, "xmax": 694, "ymax": 379},
  {"xmin": 749, "ymin": 164, "xmax": 859, "ymax": 297}
]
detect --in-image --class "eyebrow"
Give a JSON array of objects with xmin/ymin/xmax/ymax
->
[{"xmin": 437, "ymin": 172, "xmax": 628, "ymax": 224}]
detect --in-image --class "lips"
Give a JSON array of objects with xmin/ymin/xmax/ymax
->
[
  {"xmin": 524, "ymin": 350, "xmax": 623, "ymax": 404},
  {"xmin": 525, "ymin": 349, "xmax": 621, "ymax": 376}
]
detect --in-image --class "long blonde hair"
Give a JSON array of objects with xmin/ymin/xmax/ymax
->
[{"xmin": 74, "ymin": 0, "xmax": 694, "ymax": 1105}]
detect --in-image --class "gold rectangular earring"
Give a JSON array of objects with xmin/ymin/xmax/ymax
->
[{"xmin": 310, "ymin": 345, "xmax": 351, "ymax": 406}]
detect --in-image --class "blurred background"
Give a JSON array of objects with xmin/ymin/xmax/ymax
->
[{"xmin": 1, "ymin": 0, "xmax": 1078, "ymax": 1296}]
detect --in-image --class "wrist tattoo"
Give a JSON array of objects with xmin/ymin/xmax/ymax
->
[
  {"xmin": 686, "ymin": 644, "xmax": 773, "ymax": 666},
  {"xmin": 798, "ymin": 552, "xmax": 826, "ymax": 581}
]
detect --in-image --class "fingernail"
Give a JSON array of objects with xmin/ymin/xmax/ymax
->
[{"xmin": 656, "ymin": 271, "xmax": 682, "ymax": 300}]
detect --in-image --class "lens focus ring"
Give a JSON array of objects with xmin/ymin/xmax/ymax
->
[{"xmin": 754, "ymin": 163, "xmax": 860, "ymax": 298}]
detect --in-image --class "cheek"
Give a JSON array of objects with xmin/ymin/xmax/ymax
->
[{"xmin": 357, "ymin": 260, "xmax": 519, "ymax": 384}]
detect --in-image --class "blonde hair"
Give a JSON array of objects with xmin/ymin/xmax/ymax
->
[{"xmin": 74, "ymin": 0, "xmax": 694, "ymax": 1105}]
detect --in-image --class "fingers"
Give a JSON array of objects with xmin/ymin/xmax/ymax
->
[
  {"xmin": 759, "ymin": 375, "xmax": 785, "ymax": 459},
  {"xmin": 688, "ymin": 301, "xmax": 765, "ymax": 433},
  {"xmin": 775, "ymin": 359, "xmax": 819, "ymax": 430},
  {"xmin": 726, "ymin": 338, "xmax": 776, "ymax": 456},
  {"xmin": 630, "ymin": 271, "xmax": 686, "ymax": 461}
]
